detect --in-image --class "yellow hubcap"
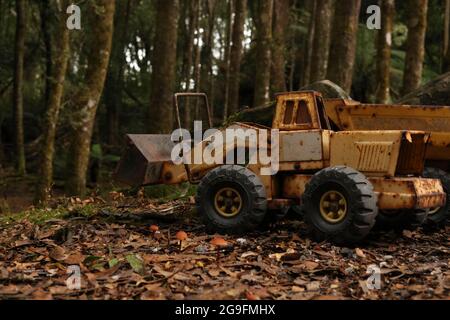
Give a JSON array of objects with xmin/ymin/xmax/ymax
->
[
  {"xmin": 320, "ymin": 191, "xmax": 348, "ymax": 224},
  {"xmin": 214, "ymin": 187, "xmax": 243, "ymax": 218}
]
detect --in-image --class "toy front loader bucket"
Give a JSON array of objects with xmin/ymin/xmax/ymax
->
[{"xmin": 114, "ymin": 134, "xmax": 176, "ymax": 187}]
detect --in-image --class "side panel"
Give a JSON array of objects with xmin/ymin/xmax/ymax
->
[
  {"xmin": 279, "ymin": 130, "xmax": 323, "ymax": 162},
  {"xmin": 329, "ymin": 131, "xmax": 402, "ymax": 177},
  {"xmin": 282, "ymin": 175, "xmax": 445, "ymax": 210},
  {"xmin": 325, "ymin": 100, "xmax": 450, "ymax": 163},
  {"xmin": 331, "ymin": 103, "xmax": 450, "ymax": 132},
  {"xmin": 370, "ymin": 177, "xmax": 445, "ymax": 210}
]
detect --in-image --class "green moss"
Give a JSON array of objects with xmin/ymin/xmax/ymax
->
[
  {"xmin": 143, "ymin": 183, "xmax": 197, "ymax": 202},
  {"xmin": 0, "ymin": 204, "xmax": 100, "ymax": 227},
  {"xmin": 0, "ymin": 207, "xmax": 69, "ymax": 226}
]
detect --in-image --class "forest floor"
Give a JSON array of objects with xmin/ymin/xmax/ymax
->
[{"xmin": 0, "ymin": 189, "xmax": 449, "ymax": 301}]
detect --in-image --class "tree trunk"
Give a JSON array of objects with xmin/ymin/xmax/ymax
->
[
  {"xmin": 223, "ymin": 0, "xmax": 234, "ymax": 120},
  {"xmin": 104, "ymin": 0, "xmax": 132, "ymax": 146},
  {"xmin": 36, "ymin": 0, "xmax": 70, "ymax": 204},
  {"xmin": 309, "ymin": 0, "xmax": 333, "ymax": 83},
  {"xmin": 397, "ymin": 71, "xmax": 450, "ymax": 105},
  {"xmin": 200, "ymin": 0, "xmax": 217, "ymax": 96},
  {"xmin": 40, "ymin": 0, "xmax": 52, "ymax": 107},
  {"xmin": 13, "ymin": 0, "xmax": 26, "ymax": 176},
  {"xmin": 401, "ymin": 0, "xmax": 428, "ymax": 96},
  {"xmin": 181, "ymin": 0, "xmax": 199, "ymax": 128},
  {"xmin": 148, "ymin": 0, "xmax": 179, "ymax": 134},
  {"xmin": 301, "ymin": 0, "xmax": 317, "ymax": 87},
  {"xmin": 66, "ymin": 0, "xmax": 115, "ymax": 196},
  {"xmin": 271, "ymin": 0, "xmax": 290, "ymax": 93},
  {"xmin": 444, "ymin": 0, "xmax": 450, "ymax": 72},
  {"xmin": 193, "ymin": 1, "xmax": 202, "ymax": 94},
  {"xmin": 226, "ymin": 0, "xmax": 247, "ymax": 117},
  {"xmin": 375, "ymin": 0, "xmax": 395, "ymax": 104},
  {"xmin": 253, "ymin": 0, "xmax": 274, "ymax": 107},
  {"xmin": 327, "ymin": 0, "xmax": 361, "ymax": 93}
]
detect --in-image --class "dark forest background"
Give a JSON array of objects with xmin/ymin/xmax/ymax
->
[{"xmin": 0, "ymin": 0, "xmax": 448, "ymax": 206}]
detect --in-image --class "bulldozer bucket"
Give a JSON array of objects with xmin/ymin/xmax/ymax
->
[{"xmin": 114, "ymin": 134, "xmax": 176, "ymax": 187}]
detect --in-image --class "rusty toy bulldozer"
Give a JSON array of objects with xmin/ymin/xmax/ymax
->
[{"xmin": 115, "ymin": 92, "xmax": 446, "ymax": 244}]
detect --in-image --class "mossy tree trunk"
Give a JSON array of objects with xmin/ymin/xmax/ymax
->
[
  {"xmin": 301, "ymin": 0, "xmax": 317, "ymax": 87},
  {"xmin": 309, "ymin": 0, "xmax": 333, "ymax": 83},
  {"xmin": 40, "ymin": 0, "xmax": 52, "ymax": 107},
  {"xmin": 402, "ymin": 0, "xmax": 428, "ymax": 96},
  {"xmin": 148, "ymin": 0, "xmax": 179, "ymax": 134},
  {"xmin": 443, "ymin": 0, "xmax": 450, "ymax": 72},
  {"xmin": 271, "ymin": 0, "xmax": 290, "ymax": 93},
  {"xmin": 180, "ymin": 0, "xmax": 200, "ymax": 127},
  {"xmin": 226, "ymin": 0, "xmax": 247, "ymax": 116},
  {"xmin": 375, "ymin": 0, "xmax": 395, "ymax": 103},
  {"xmin": 253, "ymin": 0, "xmax": 274, "ymax": 107},
  {"xmin": 13, "ymin": 0, "xmax": 26, "ymax": 176},
  {"xmin": 104, "ymin": 0, "xmax": 132, "ymax": 146},
  {"xmin": 200, "ymin": 0, "xmax": 217, "ymax": 102},
  {"xmin": 66, "ymin": 0, "xmax": 115, "ymax": 196},
  {"xmin": 326, "ymin": 0, "xmax": 361, "ymax": 93},
  {"xmin": 36, "ymin": 0, "xmax": 71, "ymax": 204}
]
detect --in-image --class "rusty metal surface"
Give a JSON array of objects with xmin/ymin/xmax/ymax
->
[
  {"xmin": 272, "ymin": 92, "xmax": 321, "ymax": 130},
  {"xmin": 278, "ymin": 161, "xmax": 325, "ymax": 172},
  {"xmin": 282, "ymin": 175, "xmax": 311, "ymax": 199},
  {"xmin": 325, "ymin": 99, "xmax": 450, "ymax": 164},
  {"xmin": 282, "ymin": 175, "xmax": 445, "ymax": 211},
  {"xmin": 369, "ymin": 177, "xmax": 445, "ymax": 210},
  {"xmin": 413, "ymin": 178, "xmax": 447, "ymax": 209},
  {"xmin": 329, "ymin": 131, "xmax": 403, "ymax": 177},
  {"xmin": 174, "ymin": 92, "xmax": 213, "ymax": 129},
  {"xmin": 114, "ymin": 134, "xmax": 178, "ymax": 186},
  {"xmin": 187, "ymin": 123, "xmax": 271, "ymax": 183},
  {"xmin": 279, "ymin": 130, "xmax": 323, "ymax": 162},
  {"xmin": 396, "ymin": 132, "xmax": 429, "ymax": 176}
]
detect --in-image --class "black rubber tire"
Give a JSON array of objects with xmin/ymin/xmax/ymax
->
[
  {"xmin": 423, "ymin": 167, "xmax": 450, "ymax": 226},
  {"xmin": 301, "ymin": 166, "xmax": 378, "ymax": 245},
  {"xmin": 376, "ymin": 209, "xmax": 429, "ymax": 231},
  {"xmin": 196, "ymin": 165, "xmax": 267, "ymax": 234}
]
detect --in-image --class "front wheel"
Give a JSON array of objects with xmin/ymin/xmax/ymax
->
[
  {"xmin": 196, "ymin": 165, "xmax": 267, "ymax": 235},
  {"xmin": 301, "ymin": 166, "xmax": 378, "ymax": 245}
]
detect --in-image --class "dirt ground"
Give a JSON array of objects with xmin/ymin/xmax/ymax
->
[{"xmin": 0, "ymin": 194, "xmax": 449, "ymax": 300}]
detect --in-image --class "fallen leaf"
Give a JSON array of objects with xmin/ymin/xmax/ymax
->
[
  {"xmin": 355, "ymin": 248, "xmax": 366, "ymax": 259},
  {"xmin": 303, "ymin": 261, "xmax": 319, "ymax": 271},
  {"xmin": 13, "ymin": 239, "xmax": 34, "ymax": 248},
  {"xmin": 32, "ymin": 289, "xmax": 53, "ymax": 300},
  {"xmin": 108, "ymin": 258, "xmax": 119, "ymax": 268},
  {"xmin": 292, "ymin": 286, "xmax": 305, "ymax": 293},
  {"xmin": 241, "ymin": 251, "xmax": 258, "ymax": 258},
  {"xmin": 208, "ymin": 269, "xmax": 220, "ymax": 277},
  {"xmin": 246, "ymin": 291, "xmax": 259, "ymax": 300},
  {"xmin": 403, "ymin": 230, "xmax": 413, "ymax": 238},
  {"xmin": 0, "ymin": 285, "xmax": 19, "ymax": 295},
  {"xmin": 126, "ymin": 255, "xmax": 144, "ymax": 274},
  {"xmin": 314, "ymin": 295, "xmax": 345, "ymax": 300},
  {"xmin": 64, "ymin": 252, "xmax": 85, "ymax": 265},
  {"xmin": 49, "ymin": 245, "xmax": 68, "ymax": 262},
  {"xmin": 306, "ymin": 281, "xmax": 321, "ymax": 292}
]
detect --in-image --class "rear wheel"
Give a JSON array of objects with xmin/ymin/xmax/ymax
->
[
  {"xmin": 196, "ymin": 165, "xmax": 267, "ymax": 234},
  {"xmin": 376, "ymin": 209, "xmax": 428, "ymax": 231},
  {"xmin": 301, "ymin": 166, "xmax": 378, "ymax": 245},
  {"xmin": 423, "ymin": 167, "xmax": 450, "ymax": 226}
]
